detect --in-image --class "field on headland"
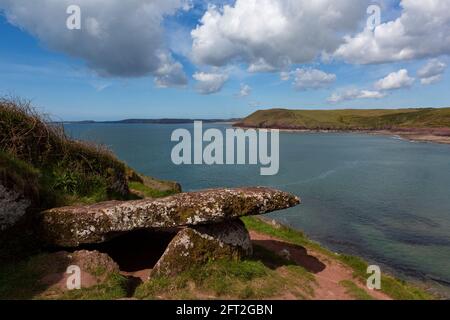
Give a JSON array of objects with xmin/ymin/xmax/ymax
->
[{"xmin": 235, "ymin": 108, "xmax": 450, "ymax": 144}]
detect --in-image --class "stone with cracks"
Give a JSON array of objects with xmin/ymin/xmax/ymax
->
[
  {"xmin": 151, "ymin": 220, "xmax": 252, "ymax": 277},
  {"xmin": 38, "ymin": 187, "xmax": 300, "ymax": 247}
]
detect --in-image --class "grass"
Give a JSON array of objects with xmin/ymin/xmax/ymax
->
[
  {"xmin": 55, "ymin": 274, "xmax": 128, "ymax": 300},
  {"xmin": 0, "ymin": 253, "xmax": 128, "ymax": 300},
  {"xmin": 241, "ymin": 216, "xmax": 329, "ymax": 256},
  {"xmin": 129, "ymin": 181, "xmax": 178, "ymax": 198},
  {"xmin": 337, "ymin": 254, "xmax": 435, "ymax": 300},
  {"xmin": 339, "ymin": 280, "xmax": 375, "ymax": 300},
  {"xmin": 242, "ymin": 216, "xmax": 436, "ymax": 300},
  {"xmin": 135, "ymin": 247, "xmax": 316, "ymax": 300},
  {"xmin": 0, "ymin": 97, "xmax": 181, "ymax": 208},
  {"xmin": 0, "ymin": 254, "xmax": 50, "ymax": 300},
  {"xmin": 0, "ymin": 96, "xmax": 181, "ymax": 262},
  {"xmin": 0, "ymin": 97, "xmax": 130, "ymax": 208},
  {"xmin": 236, "ymin": 108, "xmax": 450, "ymax": 130}
]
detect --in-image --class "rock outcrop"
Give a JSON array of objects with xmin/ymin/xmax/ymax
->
[
  {"xmin": 39, "ymin": 187, "xmax": 300, "ymax": 247},
  {"xmin": 0, "ymin": 184, "xmax": 31, "ymax": 231}
]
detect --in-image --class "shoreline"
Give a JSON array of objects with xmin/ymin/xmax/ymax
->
[{"xmin": 233, "ymin": 125, "xmax": 450, "ymax": 145}]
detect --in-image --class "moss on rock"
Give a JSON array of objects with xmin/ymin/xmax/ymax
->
[{"xmin": 151, "ymin": 220, "xmax": 252, "ymax": 277}]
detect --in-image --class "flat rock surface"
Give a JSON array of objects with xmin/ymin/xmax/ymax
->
[{"xmin": 39, "ymin": 187, "xmax": 300, "ymax": 247}]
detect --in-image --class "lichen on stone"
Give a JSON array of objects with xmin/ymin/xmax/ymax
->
[
  {"xmin": 38, "ymin": 187, "xmax": 300, "ymax": 247},
  {"xmin": 0, "ymin": 184, "xmax": 30, "ymax": 231}
]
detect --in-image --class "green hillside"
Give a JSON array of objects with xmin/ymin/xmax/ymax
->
[
  {"xmin": 236, "ymin": 108, "xmax": 450, "ymax": 130},
  {"xmin": 0, "ymin": 97, "xmax": 180, "ymax": 259}
]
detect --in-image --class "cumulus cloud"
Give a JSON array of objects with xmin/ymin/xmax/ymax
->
[
  {"xmin": 292, "ymin": 68, "xmax": 336, "ymax": 90},
  {"xmin": 280, "ymin": 71, "xmax": 290, "ymax": 81},
  {"xmin": 238, "ymin": 84, "xmax": 251, "ymax": 97},
  {"xmin": 417, "ymin": 59, "xmax": 447, "ymax": 85},
  {"xmin": 191, "ymin": 0, "xmax": 369, "ymax": 71},
  {"xmin": 374, "ymin": 69, "xmax": 414, "ymax": 91},
  {"xmin": 328, "ymin": 89, "xmax": 386, "ymax": 103},
  {"xmin": 193, "ymin": 72, "xmax": 229, "ymax": 94},
  {"xmin": 335, "ymin": 0, "xmax": 450, "ymax": 64},
  {"xmin": 154, "ymin": 54, "xmax": 188, "ymax": 88},
  {"xmin": 0, "ymin": 0, "xmax": 189, "ymax": 86}
]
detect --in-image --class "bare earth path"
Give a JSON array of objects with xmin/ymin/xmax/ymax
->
[{"xmin": 250, "ymin": 230, "xmax": 391, "ymax": 300}]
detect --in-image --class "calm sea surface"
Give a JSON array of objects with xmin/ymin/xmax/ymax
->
[{"xmin": 65, "ymin": 123, "xmax": 450, "ymax": 287}]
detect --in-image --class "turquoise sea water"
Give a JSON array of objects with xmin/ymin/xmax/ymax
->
[{"xmin": 65, "ymin": 123, "xmax": 450, "ymax": 287}]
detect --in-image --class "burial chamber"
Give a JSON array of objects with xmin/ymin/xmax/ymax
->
[{"xmin": 38, "ymin": 187, "xmax": 301, "ymax": 278}]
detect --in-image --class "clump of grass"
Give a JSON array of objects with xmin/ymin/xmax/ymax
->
[
  {"xmin": 339, "ymin": 280, "xmax": 375, "ymax": 300},
  {"xmin": 129, "ymin": 181, "xmax": 178, "ymax": 199},
  {"xmin": 0, "ymin": 97, "xmax": 129, "ymax": 208},
  {"xmin": 135, "ymin": 259, "xmax": 271, "ymax": 299},
  {"xmin": 135, "ymin": 251, "xmax": 316, "ymax": 300},
  {"xmin": 337, "ymin": 254, "xmax": 434, "ymax": 300},
  {"xmin": 0, "ymin": 253, "xmax": 61, "ymax": 299},
  {"xmin": 56, "ymin": 274, "xmax": 128, "ymax": 300},
  {"xmin": 0, "ymin": 150, "xmax": 39, "ymax": 201},
  {"xmin": 241, "ymin": 216, "xmax": 329, "ymax": 255}
]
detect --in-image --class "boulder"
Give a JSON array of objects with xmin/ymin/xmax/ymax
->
[
  {"xmin": 38, "ymin": 250, "xmax": 120, "ymax": 295},
  {"xmin": 152, "ymin": 220, "xmax": 252, "ymax": 277},
  {"xmin": 39, "ymin": 187, "xmax": 300, "ymax": 247},
  {"xmin": 0, "ymin": 184, "xmax": 31, "ymax": 231}
]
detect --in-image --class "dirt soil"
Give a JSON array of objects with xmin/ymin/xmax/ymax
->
[{"xmin": 249, "ymin": 230, "xmax": 391, "ymax": 300}]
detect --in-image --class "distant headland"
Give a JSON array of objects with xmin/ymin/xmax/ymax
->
[
  {"xmin": 234, "ymin": 108, "xmax": 450, "ymax": 145},
  {"xmin": 60, "ymin": 118, "xmax": 242, "ymax": 125}
]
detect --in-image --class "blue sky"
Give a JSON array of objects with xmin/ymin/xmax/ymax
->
[{"xmin": 0, "ymin": 0, "xmax": 449, "ymax": 120}]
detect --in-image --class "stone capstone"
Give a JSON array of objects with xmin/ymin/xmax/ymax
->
[{"xmin": 38, "ymin": 187, "xmax": 300, "ymax": 247}]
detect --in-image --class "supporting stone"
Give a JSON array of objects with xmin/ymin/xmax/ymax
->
[{"xmin": 151, "ymin": 220, "xmax": 252, "ymax": 277}]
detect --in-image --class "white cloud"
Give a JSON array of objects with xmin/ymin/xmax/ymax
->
[
  {"xmin": 417, "ymin": 59, "xmax": 447, "ymax": 85},
  {"xmin": 90, "ymin": 82, "xmax": 111, "ymax": 92},
  {"xmin": 335, "ymin": 0, "xmax": 450, "ymax": 64},
  {"xmin": 193, "ymin": 72, "xmax": 229, "ymax": 94},
  {"xmin": 154, "ymin": 54, "xmax": 188, "ymax": 88},
  {"xmin": 238, "ymin": 84, "xmax": 251, "ymax": 97},
  {"xmin": 328, "ymin": 89, "xmax": 386, "ymax": 103},
  {"xmin": 191, "ymin": 0, "xmax": 369, "ymax": 71},
  {"xmin": 374, "ymin": 69, "xmax": 414, "ymax": 91},
  {"xmin": 292, "ymin": 68, "xmax": 336, "ymax": 90},
  {"xmin": 280, "ymin": 71, "xmax": 290, "ymax": 81},
  {"xmin": 0, "ymin": 0, "xmax": 189, "ymax": 86}
]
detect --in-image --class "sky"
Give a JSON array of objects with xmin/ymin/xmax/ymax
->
[{"xmin": 0, "ymin": 0, "xmax": 449, "ymax": 121}]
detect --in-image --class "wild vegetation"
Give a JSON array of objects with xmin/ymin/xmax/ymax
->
[
  {"xmin": 0, "ymin": 97, "xmax": 180, "ymax": 207},
  {"xmin": 0, "ymin": 97, "xmax": 180, "ymax": 260},
  {"xmin": 236, "ymin": 108, "xmax": 450, "ymax": 131}
]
